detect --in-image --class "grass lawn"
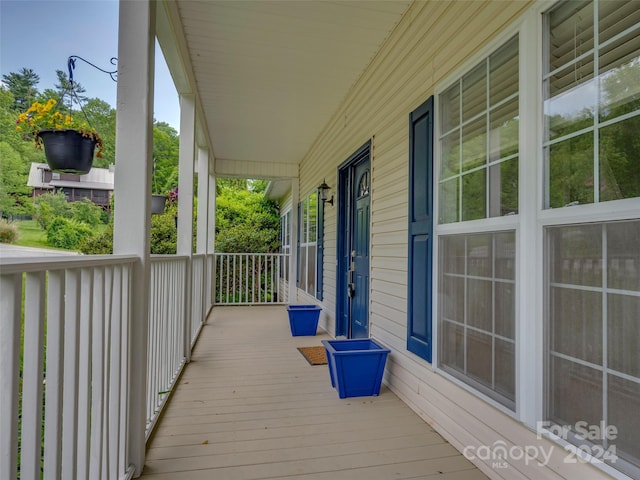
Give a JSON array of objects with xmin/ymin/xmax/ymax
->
[
  {"xmin": 15, "ymin": 220, "xmax": 51, "ymax": 249},
  {"xmin": 15, "ymin": 220, "xmax": 107, "ymax": 251}
]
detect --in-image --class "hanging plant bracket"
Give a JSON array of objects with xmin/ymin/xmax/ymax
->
[{"xmin": 67, "ymin": 55, "xmax": 118, "ymax": 86}]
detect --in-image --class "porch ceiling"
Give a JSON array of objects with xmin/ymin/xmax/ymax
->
[{"xmin": 169, "ymin": 0, "xmax": 411, "ymax": 169}]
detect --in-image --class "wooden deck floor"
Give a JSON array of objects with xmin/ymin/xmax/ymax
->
[{"xmin": 140, "ymin": 306, "xmax": 488, "ymax": 480}]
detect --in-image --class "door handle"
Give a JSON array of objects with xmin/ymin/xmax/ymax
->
[{"xmin": 348, "ymin": 249, "xmax": 356, "ymax": 298}]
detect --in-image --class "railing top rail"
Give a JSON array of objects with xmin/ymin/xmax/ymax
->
[
  {"xmin": 150, "ymin": 254, "xmax": 190, "ymax": 264},
  {"xmin": 0, "ymin": 254, "xmax": 138, "ymax": 274}
]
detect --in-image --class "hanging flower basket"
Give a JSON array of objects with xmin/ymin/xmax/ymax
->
[
  {"xmin": 16, "ymin": 99, "xmax": 104, "ymax": 175},
  {"xmin": 37, "ymin": 129, "xmax": 97, "ymax": 175}
]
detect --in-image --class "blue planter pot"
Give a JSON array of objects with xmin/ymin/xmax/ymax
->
[
  {"xmin": 286, "ymin": 305, "xmax": 321, "ymax": 336},
  {"xmin": 321, "ymin": 338, "xmax": 390, "ymax": 398}
]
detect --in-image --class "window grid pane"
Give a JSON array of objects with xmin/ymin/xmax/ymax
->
[
  {"xmin": 439, "ymin": 231, "xmax": 516, "ymax": 409},
  {"xmin": 545, "ymin": 220, "xmax": 640, "ymax": 475},
  {"xmin": 298, "ymin": 193, "xmax": 319, "ymax": 297},
  {"xmin": 439, "ymin": 35, "xmax": 519, "ymax": 224},
  {"xmin": 543, "ymin": 0, "xmax": 640, "ymax": 208}
]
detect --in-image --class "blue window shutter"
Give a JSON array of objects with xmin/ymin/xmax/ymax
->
[{"xmin": 407, "ymin": 97, "xmax": 434, "ymax": 362}]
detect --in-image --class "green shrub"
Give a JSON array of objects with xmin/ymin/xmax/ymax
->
[
  {"xmin": 77, "ymin": 214, "xmax": 179, "ymax": 254},
  {"xmin": 150, "ymin": 213, "xmax": 177, "ymax": 254},
  {"xmin": 46, "ymin": 217, "xmax": 93, "ymax": 250},
  {"xmin": 0, "ymin": 219, "xmax": 19, "ymax": 243},
  {"xmin": 71, "ymin": 199, "xmax": 104, "ymax": 227},
  {"xmin": 78, "ymin": 225, "xmax": 113, "ymax": 254}
]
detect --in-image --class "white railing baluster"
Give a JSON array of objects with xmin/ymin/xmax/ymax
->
[
  {"xmin": 103, "ymin": 266, "xmax": 113, "ymax": 480},
  {"xmin": 62, "ymin": 269, "xmax": 81, "ymax": 479},
  {"xmin": 118, "ymin": 264, "xmax": 131, "ymax": 478},
  {"xmin": 1, "ymin": 273, "xmax": 22, "ymax": 480},
  {"xmin": 90, "ymin": 267, "xmax": 105, "ymax": 479},
  {"xmin": 108, "ymin": 265, "xmax": 122, "ymax": 477},
  {"xmin": 252, "ymin": 255, "xmax": 256, "ymax": 303},
  {"xmin": 44, "ymin": 270, "xmax": 65, "ymax": 480},
  {"xmin": 21, "ymin": 272, "xmax": 45, "ymax": 480},
  {"xmin": 77, "ymin": 268, "xmax": 93, "ymax": 479},
  {"xmin": 229, "ymin": 254, "xmax": 232, "ymax": 303}
]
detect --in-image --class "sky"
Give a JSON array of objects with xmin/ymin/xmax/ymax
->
[{"xmin": 0, "ymin": 0, "xmax": 180, "ymax": 131}]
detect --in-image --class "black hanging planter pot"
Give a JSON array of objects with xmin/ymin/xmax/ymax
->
[
  {"xmin": 151, "ymin": 194, "xmax": 167, "ymax": 215},
  {"xmin": 38, "ymin": 129, "xmax": 97, "ymax": 175}
]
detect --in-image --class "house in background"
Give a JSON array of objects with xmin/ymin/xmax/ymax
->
[{"xmin": 26, "ymin": 162, "xmax": 114, "ymax": 209}]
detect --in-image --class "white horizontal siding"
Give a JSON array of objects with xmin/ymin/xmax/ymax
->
[{"xmin": 292, "ymin": 0, "xmax": 617, "ymax": 479}]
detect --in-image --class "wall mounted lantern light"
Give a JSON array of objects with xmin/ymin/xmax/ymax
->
[{"xmin": 317, "ymin": 179, "xmax": 334, "ymax": 206}]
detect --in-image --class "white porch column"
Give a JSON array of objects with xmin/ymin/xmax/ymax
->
[
  {"xmin": 196, "ymin": 147, "xmax": 209, "ymax": 255},
  {"xmin": 288, "ymin": 178, "xmax": 299, "ymax": 303},
  {"xmin": 113, "ymin": 0, "xmax": 155, "ymax": 476},
  {"xmin": 196, "ymin": 147, "xmax": 213, "ymax": 313},
  {"xmin": 207, "ymin": 167, "xmax": 217, "ymax": 307},
  {"xmin": 177, "ymin": 94, "xmax": 195, "ymax": 362},
  {"xmin": 207, "ymin": 169, "xmax": 216, "ymax": 253}
]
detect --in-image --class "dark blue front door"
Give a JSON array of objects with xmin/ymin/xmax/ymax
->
[
  {"xmin": 351, "ymin": 161, "xmax": 370, "ymax": 338},
  {"xmin": 337, "ymin": 143, "xmax": 371, "ymax": 338}
]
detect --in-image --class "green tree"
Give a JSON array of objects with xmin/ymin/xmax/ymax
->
[
  {"xmin": 2, "ymin": 68, "xmax": 40, "ymax": 111},
  {"xmin": 32, "ymin": 191, "xmax": 72, "ymax": 230},
  {"xmin": 0, "ymin": 142, "xmax": 32, "ymax": 217},
  {"xmin": 152, "ymin": 121, "xmax": 179, "ymax": 194},
  {"xmin": 215, "ymin": 178, "xmax": 280, "ymax": 253},
  {"xmin": 81, "ymin": 99, "xmax": 116, "ymax": 167}
]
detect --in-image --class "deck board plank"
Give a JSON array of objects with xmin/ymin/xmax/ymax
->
[{"xmin": 141, "ymin": 306, "xmax": 487, "ymax": 480}]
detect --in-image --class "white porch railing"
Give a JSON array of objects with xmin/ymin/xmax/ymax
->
[
  {"xmin": 214, "ymin": 253, "xmax": 289, "ymax": 305},
  {"xmin": 0, "ymin": 253, "xmax": 213, "ymax": 480},
  {"xmin": 0, "ymin": 255, "xmax": 137, "ymax": 480}
]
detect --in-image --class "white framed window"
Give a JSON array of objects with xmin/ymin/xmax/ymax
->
[
  {"xmin": 439, "ymin": 231, "xmax": 516, "ymax": 409},
  {"xmin": 436, "ymin": 34, "xmax": 520, "ymax": 412},
  {"xmin": 439, "ymin": 35, "xmax": 519, "ymax": 224},
  {"xmin": 298, "ymin": 192, "xmax": 318, "ymax": 297},
  {"xmin": 280, "ymin": 209, "xmax": 291, "ymax": 280},
  {"xmin": 541, "ymin": 2, "xmax": 640, "ymax": 476},
  {"xmin": 545, "ymin": 220, "xmax": 640, "ymax": 476},
  {"xmin": 543, "ymin": 0, "xmax": 640, "ymax": 208},
  {"xmin": 431, "ymin": 1, "xmax": 639, "ymax": 477}
]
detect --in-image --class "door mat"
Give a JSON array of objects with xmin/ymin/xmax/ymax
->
[{"xmin": 297, "ymin": 346, "xmax": 328, "ymax": 365}]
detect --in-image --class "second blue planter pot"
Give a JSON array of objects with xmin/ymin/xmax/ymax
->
[{"xmin": 321, "ymin": 338, "xmax": 390, "ymax": 398}]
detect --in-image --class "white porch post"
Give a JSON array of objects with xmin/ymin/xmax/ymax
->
[
  {"xmin": 289, "ymin": 178, "xmax": 299, "ymax": 303},
  {"xmin": 113, "ymin": 0, "xmax": 155, "ymax": 476},
  {"xmin": 208, "ymin": 167, "xmax": 217, "ymax": 306},
  {"xmin": 177, "ymin": 94, "xmax": 195, "ymax": 362},
  {"xmin": 207, "ymin": 170, "xmax": 216, "ymax": 254},
  {"xmin": 196, "ymin": 146, "xmax": 211, "ymax": 311},
  {"xmin": 196, "ymin": 147, "xmax": 209, "ymax": 255}
]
